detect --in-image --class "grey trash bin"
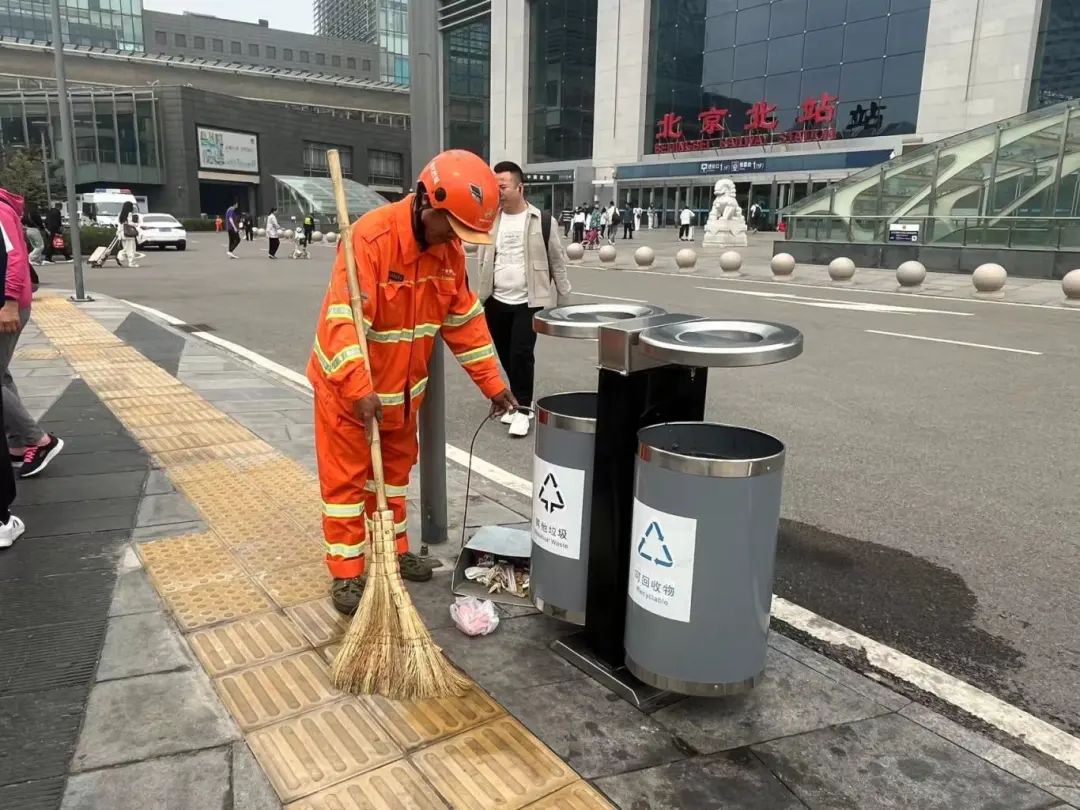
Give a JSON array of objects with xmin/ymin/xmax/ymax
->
[
  {"xmin": 531, "ymin": 392, "xmax": 597, "ymax": 625},
  {"xmin": 623, "ymin": 422, "xmax": 785, "ymax": 696}
]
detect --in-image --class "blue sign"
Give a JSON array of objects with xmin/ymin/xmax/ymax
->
[
  {"xmin": 615, "ymin": 150, "xmax": 892, "ymax": 180},
  {"xmin": 637, "ymin": 521, "xmax": 674, "ymax": 568}
]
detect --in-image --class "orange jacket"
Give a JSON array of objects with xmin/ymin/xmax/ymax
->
[{"xmin": 307, "ymin": 195, "xmax": 505, "ymax": 429}]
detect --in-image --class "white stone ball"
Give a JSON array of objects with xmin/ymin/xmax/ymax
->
[
  {"xmin": 599, "ymin": 245, "xmax": 617, "ymax": 263},
  {"xmin": 634, "ymin": 246, "xmax": 655, "ymax": 267},
  {"xmin": 325, "ymin": 232, "xmax": 338, "ymax": 244},
  {"xmin": 1063, "ymin": 268, "xmax": 1080, "ymax": 300},
  {"xmin": 284, "ymin": 229, "xmax": 295, "ymax": 240},
  {"xmin": 566, "ymin": 242, "xmax": 585, "ymax": 261},
  {"xmin": 719, "ymin": 251, "xmax": 742, "ymax": 273},
  {"xmin": 896, "ymin": 260, "xmax": 926, "ymax": 287},
  {"xmin": 463, "ymin": 242, "xmax": 478, "ymax": 254},
  {"xmin": 675, "ymin": 248, "xmax": 697, "ymax": 270},
  {"xmin": 972, "ymin": 263, "xmax": 1007, "ymax": 292},
  {"xmin": 256, "ymin": 228, "xmax": 266, "ymax": 237},
  {"xmin": 312, "ymin": 230, "xmax": 324, "ymax": 243},
  {"xmin": 828, "ymin": 257, "xmax": 856, "ymax": 281},
  {"xmin": 771, "ymin": 252, "xmax": 796, "ymax": 276}
]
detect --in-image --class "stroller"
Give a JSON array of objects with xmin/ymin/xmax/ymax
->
[
  {"xmin": 291, "ymin": 230, "xmax": 310, "ymax": 260},
  {"xmin": 583, "ymin": 226, "xmax": 601, "ymax": 249}
]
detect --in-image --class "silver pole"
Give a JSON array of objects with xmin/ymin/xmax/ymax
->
[
  {"xmin": 49, "ymin": 0, "xmax": 88, "ymax": 302},
  {"xmin": 40, "ymin": 130, "xmax": 51, "ymax": 208},
  {"xmin": 410, "ymin": 0, "xmax": 447, "ymax": 548}
]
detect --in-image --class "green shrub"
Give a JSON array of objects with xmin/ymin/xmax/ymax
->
[
  {"xmin": 180, "ymin": 218, "xmax": 217, "ymax": 232},
  {"xmin": 78, "ymin": 226, "xmax": 116, "ymax": 255}
]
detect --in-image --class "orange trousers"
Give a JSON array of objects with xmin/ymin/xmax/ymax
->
[{"xmin": 313, "ymin": 387, "xmax": 415, "ymax": 579}]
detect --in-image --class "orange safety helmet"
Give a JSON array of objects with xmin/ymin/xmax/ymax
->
[{"xmin": 416, "ymin": 149, "xmax": 499, "ymax": 245}]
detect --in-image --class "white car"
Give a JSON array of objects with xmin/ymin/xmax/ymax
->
[{"xmin": 138, "ymin": 214, "xmax": 187, "ymax": 251}]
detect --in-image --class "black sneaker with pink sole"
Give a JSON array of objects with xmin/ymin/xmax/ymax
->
[{"xmin": 19, "ymin": 434, "xmax": 64, "ymax": 478}]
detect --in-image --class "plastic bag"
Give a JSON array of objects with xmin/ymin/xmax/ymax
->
[{"xmin": 450, "ymin": 596, "xmax": 500, "ymax": 637}]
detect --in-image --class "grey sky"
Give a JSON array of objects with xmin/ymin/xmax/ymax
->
[{"xmin": 143, "ymin": 1, "xmax": 315, "ymax": 35}]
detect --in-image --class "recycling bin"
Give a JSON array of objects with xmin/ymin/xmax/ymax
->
[
  {"xmin": 531, "ymin": 392, "xmax": 597, "ymax": 625},
  {"xmin": 623, "ymin": 421, "xmax": 786, "ymax": 696}
]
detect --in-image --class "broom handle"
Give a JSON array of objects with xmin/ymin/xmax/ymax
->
[{"xmin": 327, "ymin": 149, "xmax": 389, "ymax": 513}]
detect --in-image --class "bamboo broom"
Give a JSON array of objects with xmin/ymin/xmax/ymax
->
[{"xmin": 325, "ymin": 151, "xmax": 469, "ymax": 700}]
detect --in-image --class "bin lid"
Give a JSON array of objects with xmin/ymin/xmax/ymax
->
[
  {"xmin": 534, "ymin": 303, "xmax": 668, "ymax": 339},
  {"xmin": 638, "ymin": 319, "xmax": 802, "ymax": 367}
]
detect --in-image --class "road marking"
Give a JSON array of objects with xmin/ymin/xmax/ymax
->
[
  {"xmin": 573, "ymin": 291, "xmax": 647, "ymax": 303},
  {"xmin": 697, "ymin": 287, "xmax": 972, "ymax": 316},
  {"xmin": 117, "ymin": 296, "xmax": 1080, "ymax": 771},
  {"xmin": 865, "ymin": 330, "xmax": 1043, "ymax": 356}
]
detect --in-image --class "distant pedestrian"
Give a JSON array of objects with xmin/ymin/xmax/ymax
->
[
  {"xmin": 599, "ymin": 205, "xmax": 611, "ymax": 244},
  {"xmin": 679, "ymin": 206, "xmax": 695, "ymax": 240},
  {"xmin": 243, "ymin": 213, "xmax": 255, "ymax": 241},
  {"xmin": 647, "ymin": 206, "xmax": 655, "ymax": 229},
  {"xmin": 572, "ymin": 207, "xmax": 586, "ymax": 244},
  {"xmin": 214, "ymin": 215, "xmax": 223, "ymax": 232},
  {"xmin": 749, "ymin": 201, "xmax": 763, "ymax": 232},
  {"xmin": 633, "ymin": 204, "xmax": 643, "ymax": 232},
  {"xmin": 43, "ymin": 202, "xmax": 69, "ymax": 262},
  {"xmin": 302, "ymin": 212, "xmax": 315, "ymax": 246},
  {"xmin": 608, "ymin": 202, "xmax": 620, "ymax": 241},
  {"xmin": 622, "ymin": 202, "xmax": 634, "ymax": 239},
  {"xmin": 225, "ymin": 201, "xmax": 241, "ymax": 258},
  {"xmin": 266, "ymin": 207, "xmax": 281, "ymax": 259},
  {"xmin": 559, "ymin": 208, "xmax": 572, "ymax": 238},
  {"xmin": 117, "ymin": 201, "xmax": 141, "ymax": 268},
  {"xmin": 23, "ymin": 212, "xmax": 44, "ymax": 266}
]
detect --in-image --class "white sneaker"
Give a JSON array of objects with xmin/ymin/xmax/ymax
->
[
  {"xmin": 227, "ymin": 251, "xmax": 238, "ymax": 259},
  {"xmin": 0, "ymin": 515, "xmax": 25, "ymax": 548},
  {"xmin": 508, "ymin": 411, "xmax": 531, "ymax": 438},
  {"xmin": 500, "ymin": 411, "xmax": 514, "ymax": 426}
]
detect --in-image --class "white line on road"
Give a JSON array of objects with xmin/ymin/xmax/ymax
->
[
  {"xmin": 865, "ymin": 329, "xmax": 1043, "ymax": 356},
  {"xmin": 573, "ymin": 291, "xmax": 648, "ymax": 303},
  {"xmin": 118, "ymin": 296, "xmax": 1079, "ymax": 772},
  {"xmin": 696, "ymin": 286, "xmax": 973, "ymax": 316}
]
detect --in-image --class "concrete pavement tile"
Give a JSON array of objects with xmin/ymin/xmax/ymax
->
[
  {"xmin": 72, "ymin": 669, "xmax": 240, "ymax": 771},
  {"xmin": 402, "ymin": 572, "xmax": 458, "ymax": 631},
  {"xmin": 109, "ymin": 569, "xmax": 165, "ymax": 616},
  {"xmin": 144, "ymin": 468, "xmax": 177, "ymax": 495},
  {"xmin": 592, "ymin": 749, "xmax": 804, "ymax": 810},
  {"xmin": 652, "ymin": 647, "xmax": 890, "ymax": 753},
  {"xmin": 136, "ymin": 492, "xmax": 203, "ymax": 527},
  {"xmin": 285, "ymin": 422, "xmax": 315, "ymax": 442},
  {"xmin": 132, "ymin": 519, "xmax": 210, "ymax": 541},
  {"xmin": 16, "ymin": 470, "xmax": 147, "ymax": 505},
  {"xmin": 215, "ymin": 398, "xmax": 315, "ymax": 414},
  {"xmin": 96, "ymin": 612, "xmax": 192, "ymax": 681},
  {"xmin": 61, "ymin": 746, "xmax": 230, "ymax": 810},
  {"xmin": 233, "ymin": 742, "xmax": 284, "ymax": 810},
  {"xmin": 498, "ymin": 676, "xmax": 687, "ymax": 779},
  {"xmin": 754, "ymin": 713, "xmax": 1060, "ymax": 810}
]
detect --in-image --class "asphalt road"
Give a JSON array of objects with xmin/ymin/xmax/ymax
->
[{"xmin": 55, "ymin": 230, "xmax": 1080, "ymax": 736}]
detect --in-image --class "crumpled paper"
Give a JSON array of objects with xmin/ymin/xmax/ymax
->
[
  {"xmin": 450, "ymin": 596, "xmax": 500, "ymax": 637},
  {"xmin": 465, "ymin": 563, "xmax": 529, "ymax": 597}
]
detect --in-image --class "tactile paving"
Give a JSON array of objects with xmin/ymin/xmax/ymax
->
[
  {"xmin": 215, "ymin": 650, "xmax": 339, "ymax": 730},
  {"xmin": 205, "ymin": 512, "xmax": 294, "ymax": 549},
  {"xmin": 284, "ymin": 760, "xmax": 445, "ymax": 810},
  {"xmin": 524, "ymin": 782, "xmax": 614, "ymax": 809},
  {"xmin": 248, "ymin": 699, "xmax": 403, "ymax": 801},
  {"xmin": 413, "ymin": 717, "xmax": 576, "ymax": 810},
  {"xmin": 188, "ymin": 612, "xmax": 311, "ymax": 676},
  {"xmin": 284, "ymin": 598, "xmax": 350, "ymax": 647},
  {"xmin": 259, "ymin": 563, "xmax": 332, "ymax": 608},
  {"xmin": 232, "ymin": 536, "xmax": 323, "ymax": 575},
  {"xmin": 364, "ymin": 686, "xmax": 504, "ymax": 751},
  {"xmin": 13, "ymin": 347, "xmax": 61, "ymax": 360},
  {"xmin": 163, "ymin": 577, "xmax": 274, "ymax": 631},
  {"xmin": 154, "ymin": 439, "xmax": 275, "ymax": 466},
  {"xmin": 139, "ymin": 532, "xmax": 244, "ymax": 593}
]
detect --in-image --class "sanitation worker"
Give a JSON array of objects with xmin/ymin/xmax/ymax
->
[{"xmin": 309, "ymin": 149, "xmax": 518, "ymax": 615}]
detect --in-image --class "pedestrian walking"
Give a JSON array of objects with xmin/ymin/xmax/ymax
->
[
  {"xmin": 622, "ymin": 201, "xmax": 634, "ymax": 239},
  {"xmin": 308, "ymin": 149, "xmax": 516, "ymax": 615},
  {"xmin": 117, "ymin": 201, "xmax": 141, "ymax": 268},
  {"xmin": 749, "ymin": 201, "xmax": 763, "ymax": 233},
  {"xmin": 599, "ymin": 204, "xmax": 611, "ymax": 244},
  {"xmin": 24, "ymin": 212, "xmax": 44, "ymax": 266},
  {"xmin": 608, "ymin": 202, "xmax": 620, "ymax": 241},
  {"xmin": 244, "ymin": 212, "xmax": 255, "ymax": 242},
  {"xmin": 214, "ymin": 215, "xmax": 223, "ymax": 232},
  {"xmin": 572, "ymin": 207, "xmax": 586, "ymax": 244},
  {"xmin": 266, "ymin": 207, "xmax": 281, "ymax": 258},
  {"xmin": 0, "ymin": 188, "xmax": 64, "ymax": 479},
  {"xmin": 43, "ymin": 202, "xmax": 70, "ymax": 262},
  {"xmin": 479, "ymin": 161, "xmax": 572, "ymax": 439},
  {"xmin": 559, "ymin": 208, "xmax": 572, "ymax": 238},
  {"xmin": 0, "ymin": 218, "xmax": 25, "ymax": 547},
  {"xmin": 679, "ymin": 206, "xmax": 695, "ymax": 240},
  {"xmin": 633, "ymin": 204, "xmax": 643, "ymax": 232},
  {"xmin": 225, "ymin": 201, "xmax": 241, "ymax": 258},
  {"xmin": 303, "ymin": 212, "xmax": 315, "ymax": 246}
]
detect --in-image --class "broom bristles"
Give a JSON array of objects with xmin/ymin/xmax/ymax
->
[{"xmin": 331, "ymin": 510, "xmax": 469, "ymax": 700}]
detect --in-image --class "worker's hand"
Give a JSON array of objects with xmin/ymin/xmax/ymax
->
[
  {"xmin": 353, "ymin": 393, "xmax": 383, "ymax": 437},
  {"xmin": 489, "ymin": 389, "xmax": 519, "ymax": 419},
  {"xmin": 0, "ymin": 301, "xmax": 20, "ymax": 334}
]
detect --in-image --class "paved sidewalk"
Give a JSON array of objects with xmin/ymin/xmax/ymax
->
[{"xmin": 0, "ymin": 292, "xmax": 1076, "ymax": 809}]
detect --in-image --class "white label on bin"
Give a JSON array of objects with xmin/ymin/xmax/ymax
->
[
  {"xmin": 628, "ymin": 499, "xmax": 696, "ymax": 623},
  {"xmin": 531, "ymin": 457, "xmax": 585, "ymax": 560}
]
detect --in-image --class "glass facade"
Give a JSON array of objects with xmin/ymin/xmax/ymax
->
[
  {"xmin": 377, "ymin": 0, "xmax": 409, "ymax": 85},
  {"xmin": 443, "ymin": 16, "xmax": 490, "ymax": 159},
  {"xmin": 303, "ymin": 142, "xmax": 353, "ymax": 178},
  {"xmin": 646, "ymin": 0, "xmax": 928, "ymax": 154},
  {"xmin": 0, "ymin": 0, "xmax": 144, "ymax": 50},
  {"xmin": 1031, "ymin": 0, "xmax": 1080, "ymax": 109},
  {"xmin": 527, "ymin": 0, "xmax": 597, "ymax": 163},
  {"xmin": 367, "ymin": 148, "xmax": 403, "ymax": 187}
]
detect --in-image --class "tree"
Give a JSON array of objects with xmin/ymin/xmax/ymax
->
[{"xmin": 0, "ymin": 147, "xmax": 49, "ymax": 215}]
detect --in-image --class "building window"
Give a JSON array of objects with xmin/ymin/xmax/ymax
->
[
  {"xmin": 231, "ymin": 41, "xmax": 241, "ymax": 55},
  {"xmin": 154, "ymin": 30, "xmax": 166, "ymax": 46},
  {"xmin": 368, "ymin": 150, "xmax": 404, "ymax": 187},
  {"xmin": 316, "ymin": 53, "xmax": 326, "ymax": 66},
  {"xmin": 300, "ymin": 50, "xmax": 310, "ymax": 63},
  {"xmin": 347, "ymin": 57, "xmax": 357, "ymax": 70},
  {"xmin": 213, "ymin": 38, "xmax": 223, "ymax": 53},
  {"xmin": 249, "ymin": 43, "xmax": 259, "ymax": 57},
  {"xmin": 362, "ymin": 58, "xmax": 371, "ymax": 72},
  {"xmin": 194, "ymin": 35, "xmax": 205, "ymax": 50},
  {"xmin": 266, "ymin": 45, "xmax": 276, "ymax": 59},
  {"xmin": 284, "ymin": 48, "xmax": 293, "ymax": 61},
  {"xmin": 332, "ymin": 54, "xmax": 341, "ymax": 67},
  {"xmin": 444, "ymin": 16, "xmax": 490, "ymax": 158},
  {"xmin": 304, "ymin": 142, "xmax": 352, "ymax": 178},
  {"xmin": 175, "ymin": 33, "xmax": 186, "ymax": 48}
]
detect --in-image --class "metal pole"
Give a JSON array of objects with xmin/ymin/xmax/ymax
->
[
  {"xmin": 410, "ymin": 0, "xmax": 447, "ymax": 548},
  {"xmin": 40, "ymin": 130, "xmax": 51, "ymax": 208},
  {"xmin": 49, "ymin": 0, "xmax": 88, "ymax": 302}
]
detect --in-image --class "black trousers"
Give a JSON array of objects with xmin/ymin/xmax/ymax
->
[
  {"xmin": 572, "ymin": 223, "xmax": 584, "ymax": 244},
  {"xmin": 679, "ymin": 224, "xmax": 690, "ymax": 239},
  {"xmin": 245, "ymin": 227, "xmax": 254, "ymax": 241},
  {"xmin": 228, "ymin": 231, "xmax": 241, "ymax": 252},
  {"xmin": 623, "ymin": 223, "xmax": 634, "ymax": 239},
  {"xmin": 484, "ymin": 298, "xmax": 541, "ymax": 408},
  {"xmin": 44, "ymin": 230, "xmax": 70, "ymax": 260},
  {"xmin": 268, "ymin": 237, "xmax": 280, "ymax": 257}
]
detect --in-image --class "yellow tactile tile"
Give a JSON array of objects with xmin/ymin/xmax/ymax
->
[
  {"xmin": 205, "ymin": 513, "xmax": 293, "ymax": 549},
  {"xmin": 284, "ymin": 598, "xmax": 349, "ymax": 647},
  {"xmin": 412, "ymin": 717, "xmax": 576, "ymax": 810},
  {"xmin": 232, "ymin": 536, "xmax": 323, "ymax": 575},
  {"xmin": 284, "ymin": 760, "xmax": 445, "ymax": 810},
  {"xmin": 524, "ymin": 782, "xmax": 614, "ymax": 809},
  {"xmin": 128, "ymin": 419, "xmax": 253, "ymax": 442},
  {"xmin": 188, "ymin": 612, "xmax": 311, "ymax": 676},
  {"xmin": 248, "ymin": 699, "xmax": 403, "ymax": 801},
  {"xmin": 139, "ymin": 533, "xmax": 245, "ymax": 594},
  {"xmin": 154, "ymin": 439, "xmax": 276, "ymax": 466},
  {"xmin": 258, "ymin": 563, "xmax": 333, "ymax": 608},
  {"xmin": 163, "ymin": 577, "xmax": 274, "ymax": 631},
  {"xmin": 318, "ymin": 643, "xmax": 341, "ymax": 666},
  {"xmin": 363, "ymin": 686, "xmax": 505, "ymax": 751},
  {"xmin": 215, "ymin": 650, "xmax": 339, "ymax": 731},
  {"xmin": 13, "ymin": 347, "xmax": 60, "ymax": 360}
]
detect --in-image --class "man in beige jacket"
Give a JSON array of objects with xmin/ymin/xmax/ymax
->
[{"xmin": 477, "ymin": 161, "xmax": 572, "ymax": 437}]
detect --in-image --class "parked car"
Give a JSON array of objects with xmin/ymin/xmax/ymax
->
[{"xmin": 137, "ymin": 213, "xmax": 187, "ymax": 250}]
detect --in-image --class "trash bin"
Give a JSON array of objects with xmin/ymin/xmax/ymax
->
[
  {"xmin": 623, "ymin": 422, "xmax": 786, "ymax": 696},
  {"xmin": 531, "ymin": 392, "xmax": 597, "ymax": 625}
]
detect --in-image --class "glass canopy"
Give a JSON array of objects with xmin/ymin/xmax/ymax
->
[{"xmin": 273, "ymin": 175, "xmax": 389, "ymax": 227}]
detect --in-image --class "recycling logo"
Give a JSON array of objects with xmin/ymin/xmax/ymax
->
[
  {"xmin": 537, "ymin": 473, "xmax": 565, "ymax": 514},
  {"xmin": 637, "ymin": 521, "xmax": 673, "ymax": 567}
]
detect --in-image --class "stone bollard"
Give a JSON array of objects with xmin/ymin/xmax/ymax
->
[
  {"xmin": 284, "ymin": 229, "xmax": 295, "ymax": 240},
  {"xmin": 972, "ymin": 263, "xmax": 1007, "ymax": 298},
  {"xmin": 828, "ymin": 257, "xmax": 856, "ymax": 284},
  {"xmin": 771, "ymin": 252, "xmax": 795, "ymax": 279},
  {"xmin": 896, "ymin": 260, "xmax": 926, "ymax": 291},
  {"xmin": 1062, "ymin": 269, "xmax": 1080, "ymax": 307},
  {"xmin": 634, "ymin": 246, "xmax": 655, "ymax": 267},
  {"xmin": 312, "ymin": 230, "xmax": 324, "ymax": 243},
  {"xmin": 599, "ymin": 244, "xmax": 617, "ymax": 264},
  {"xmin": 675, "ymin": 248, "xmax": 697, "ymax": 272},
  {"xmin": 256, "ymin": 228, "xmax": 266, "ymax": 237},
  {"xmin": 719, "ymin": 250, "xmax": 742, "ymax": 276},
  {"xmin": 325, "ymin": 232, "xmax": 338, "ymax": 245},
  {"xmin": 566, "ymin": 242, "xmax": 585, "ymax": 261}
]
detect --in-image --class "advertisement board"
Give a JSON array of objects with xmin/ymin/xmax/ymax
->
[{"xmin": 197, "ymin": 127, "xmax": 259, "ymax": 174}]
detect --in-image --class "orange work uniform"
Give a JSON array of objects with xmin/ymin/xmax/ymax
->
[{"xmin": 307, "ymin": 196, "xmax": 505, "ymax": 579}]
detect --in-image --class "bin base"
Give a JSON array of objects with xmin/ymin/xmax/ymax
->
[
  {"xmin": 534, "ymin": 596, "xmax": 586, "ymax": 626},
  {"xmin": 625, "ymin": 654, "xmax": 762, "ymax": 697},
  {"xmin": 552, "ymin": 632, "xmax": 682, "ymax": 712}
]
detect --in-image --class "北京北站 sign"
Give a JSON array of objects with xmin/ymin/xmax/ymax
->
[
  {"xmin": 532, "ymin": 457, "xmax": 586, "ymax": 560},
  {"xmin": 628, "ymin": 499, "xmax": 696, "ymax": 622}
]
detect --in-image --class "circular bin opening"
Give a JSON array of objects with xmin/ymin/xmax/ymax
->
[
  {"xmin": 533, "ymin": 303, "xmax": 668, "ymax": 339},
  {"xmin": 682, "ymin": 328, "xmax": 764, "ymax": 346},
  {"xmin": 638, "ymin": 319, "xmax": 802, "ymax": 367},
  {"xmin": 639, "ymin": 423, "xmax": 784, "ymax": 478},
  {"xmin": 537, "ymin": 392, "xmax": 597, "ymax": 433}
]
